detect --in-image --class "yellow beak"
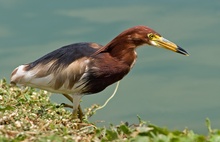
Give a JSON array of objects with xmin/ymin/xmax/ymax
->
[{"xmin": 150, "ymin": 36, "xmax": 189, "ymax": 56}]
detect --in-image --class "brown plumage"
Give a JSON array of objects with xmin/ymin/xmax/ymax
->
[{"xmin": 10, "ymin": 25, "xmax": 188, "ymax": 119}]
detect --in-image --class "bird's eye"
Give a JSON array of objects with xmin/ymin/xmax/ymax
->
[{"xmin": 148, "ymin": 33, "xmax": 155, "ymax": 40}]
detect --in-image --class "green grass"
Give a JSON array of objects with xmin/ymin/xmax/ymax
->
[{"xmin": 0, "ymin": 79, "xmax": 220, "ymax": 142}]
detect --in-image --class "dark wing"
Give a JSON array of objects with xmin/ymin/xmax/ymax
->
[{"xmin": 27, "ymin": 42, "xmax": 102, "ymax": 73}]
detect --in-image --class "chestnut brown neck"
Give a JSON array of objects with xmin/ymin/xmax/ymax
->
[
  {"xmin": 104, "ymin": 38, "xmax": 137, "ymax": 67},
  {"xmin": 99, "ymin": 35, "xmax": 144, "ymax": 68},
  {"xmin": 93, "ymin": 26, "xmax": 151, "ymax": 67}
]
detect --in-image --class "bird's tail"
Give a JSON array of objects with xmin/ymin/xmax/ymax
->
[{"xmin": 10, "ymin": 65, "xmax": 29, "ymax": 86}]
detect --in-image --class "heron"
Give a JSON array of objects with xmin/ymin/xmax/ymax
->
[{"xmin": 10, "ymin": 25, "xmax": 189, "ymax": 120}]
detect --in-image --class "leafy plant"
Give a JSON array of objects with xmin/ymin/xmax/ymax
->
[{"xmin": 0, "ymin": 79, "xmax": 220, "ymax": 141}]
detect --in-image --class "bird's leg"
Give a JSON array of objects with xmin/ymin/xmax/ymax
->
[
  {"xmin": 61, "ymin": 94, "xmax": 84, "ymax": 120},
  {"xmin": 72, "ymin": 109, "xmax": 78, "ymax": 119},
  {"xmin": 78, "ymin": 104, "xmax": 84, "ymax": 120},
  {"xmin": 61, "ymin": 94, "xmax": 73, "ymax": 109},
  {"xmin": 72, "ymin": 94, "xmax": 83, "ymax": 119},
  {"xmin": 62, "ymin": 94, "xmax": 73, "ymax": 103}
]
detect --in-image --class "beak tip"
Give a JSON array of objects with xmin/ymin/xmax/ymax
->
[{"xmin": 177, "ymin": 46, "xmax": 189, "ymax": 56}]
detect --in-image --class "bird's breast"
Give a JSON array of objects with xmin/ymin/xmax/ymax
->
[{"xmin": 79, "ymin": 54, "xmax": 131, "ymax": 94}]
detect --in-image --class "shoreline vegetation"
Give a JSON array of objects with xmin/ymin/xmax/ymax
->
[{"xmin": 0, "ymin": 79, "xmax": 219, "ymax": 141}]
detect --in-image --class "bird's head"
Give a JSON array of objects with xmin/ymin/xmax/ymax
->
[{"xmin": 122, "ymin": 25, "xmax": 189, "ymax": 56}]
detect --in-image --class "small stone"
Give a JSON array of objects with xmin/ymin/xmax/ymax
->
[
  {"xmin": 15, "ymin": 121, "xmax": 22, "ymax": 128},
  {"xmin": 0, "ymin": 125, "xmax": 5, "ymax": 129}
]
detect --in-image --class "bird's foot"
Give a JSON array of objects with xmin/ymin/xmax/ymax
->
[
  {"xmin": 59, "ymin": 103, "xmax": 84, "ymax": 121},
  {"xmin": 77, "ymin": 105, "xmax": 84, "ymax": 120},
  {"xmin": 60, "ymin": 103, "xmax": 73, "ymax": 108},
  {"xmin": 72, "ymin": 109, "xmax": 78, "ymax": 119},
  {"xmin": 71, "ymin": 105, "xmax": 84, "ymax": 121}
]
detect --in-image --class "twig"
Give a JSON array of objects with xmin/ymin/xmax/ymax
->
[{"xmin": 94, "ymin": 81, "xmax": 120, "ymax": 111}]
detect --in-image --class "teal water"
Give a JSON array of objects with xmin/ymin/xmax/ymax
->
[{"xmin": 1, "ymin": 0, "xmax": 220, "ymax": 134}]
